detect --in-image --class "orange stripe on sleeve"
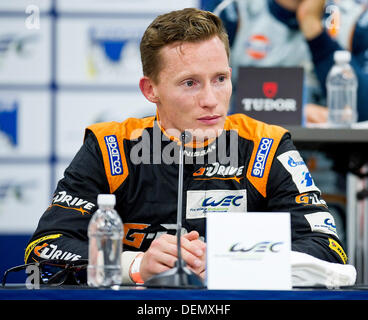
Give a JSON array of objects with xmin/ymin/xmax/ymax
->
[
  {"xmin": 225, "ymin": 114, "xmax": 288, "ymax": 198},
  {"xmin": 87, "ymin": 117, "xmax": 155, "ymax": 194}
]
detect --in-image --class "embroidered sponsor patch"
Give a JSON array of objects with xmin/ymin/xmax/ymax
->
[
  {"xmin": 24, "ymin": 234, "xmax": 62, "ymax": 263},
  {"xmin": 36, "ymin": 243, "xmax": 82, "ymax": 261},
  {"xmin": 304, "ymin": 211, "xmax": 338, "ymax": 238},
  {"xmin": 329, "ymin": 238, "xmax": 347, "ymax": 264},
  {"xmin": 104, "ymin": 135, "xmax": 123, "ymax": 176},
  {"xmin": 186, "ymin": 189, "xmax": 247, "ymax": 219},
  {"xmin": 193, "ymin": 162, "xmax": 245, "ymax": 184},
  {"xmin": 251, "ymin": 138, "xmax": 273, "ymax": 178},
  {"xmin": 277, "ymin": 150, "xmax": 320, "ymax": 193},
  {"xmin": 295, "ymin": 193, "xmax": 328, "ymax": 208}
]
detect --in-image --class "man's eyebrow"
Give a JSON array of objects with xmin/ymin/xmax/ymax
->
[
  {"xmin": 176, "ymin": 69, "xmax": 231, "ymax": 80},
  {"xmin": 215, "ymin": 70, "xmax": 231, "ymax": 76}
]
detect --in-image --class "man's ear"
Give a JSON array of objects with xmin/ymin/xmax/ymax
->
[{"xmin": 139, "ymin": 76, "xmax": 159, "ymax": 103}]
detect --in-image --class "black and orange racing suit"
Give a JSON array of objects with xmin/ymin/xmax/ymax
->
[{"xmin": 25, "ymin": 113, "xmax": 348, "ymax": 283}]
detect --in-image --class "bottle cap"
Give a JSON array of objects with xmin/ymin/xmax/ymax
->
[
  {"xmin": 97, "ymin": 194, "xmax": 116, "ymax": 207},
  {"xmin": 334, "ymin": 50, "xmax": 351, "ymax": 63}
]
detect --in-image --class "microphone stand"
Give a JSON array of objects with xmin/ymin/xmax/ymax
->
[{"xmin": 144, "ymin": 131, "xmax": 204, "ymax": 288}]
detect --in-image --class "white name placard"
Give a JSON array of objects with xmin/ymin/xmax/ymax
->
[{"xmin": 206, "ymin": 212, "xmax": 291, "ymax": 290}]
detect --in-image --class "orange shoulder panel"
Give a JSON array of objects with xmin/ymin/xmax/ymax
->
[
  {"xmin": 225, "ymin": 114, "xmax": 288, "ymax": 197},
  {"xmin": 87, "ymin": 117, "xmax": 155, "ymax": 193}
]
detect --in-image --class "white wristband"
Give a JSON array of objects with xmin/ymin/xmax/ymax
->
[
  {"xmin": 121, "ymin": 251, "xmax": 143, "ymax": 284},
  {"xmin": 130, "ymin": 253, "xmax": 144, "ymax": 284}
]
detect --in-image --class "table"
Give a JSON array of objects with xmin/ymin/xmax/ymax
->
[
  {"xmin": 286, "ymin": 126, "xmax": 368, "ymax": 144},
  {"xmin": 1, "ymin": 284, "xmax": 368, "ymax": 300}
]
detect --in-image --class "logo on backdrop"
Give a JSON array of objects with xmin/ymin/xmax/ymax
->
[
  {"xmin": 86, "ymin": 26, "xmax": 143, "ymax": 79},
  {"xmin": 245, "ymin": 34, "xmax": 271, "ymax": 60},
  {"xmin": 262, "ymin": 82, "xmax": 278, "ymax": 99},
  {"xmin": 0, "ymin": 179, "xmax": 38, "ymax": 220},
  {"xmin": 235, "ymin": 67, "xmax": 303, "ymax": 125},
  {"xmin": 0, "ymin": 99, "xmax": 18, "ymax": 148},
  {"xmin": 0, "ymin": 33, "xmax": 39, "ymax": 66}
]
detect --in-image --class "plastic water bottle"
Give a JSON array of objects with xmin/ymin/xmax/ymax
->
[
  {"xmin": 87, "ymin": 194, "xmax": 123, "ymax": 287},
  {"xmin": 326, "ymin": 50, "xmax": 358, "ymax": 127}
]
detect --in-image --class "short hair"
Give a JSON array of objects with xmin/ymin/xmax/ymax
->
[{"xmin": 140, "ymin": 7, "xmax": 230, "ymax": 83}]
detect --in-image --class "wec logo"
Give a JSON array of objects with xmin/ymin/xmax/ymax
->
[
  {"xmin": 104, "ymin": 135, "xmax": 123, "ymax": 176},
  {"xmin": 230, "ymin": 241, "xmax": 283, "ymax": 253},
  {"xmin": 228, "ymin": 241, "xmax": 284, "ymax": 261},
  {"xmin": 202, "ymin": 195, "xmax": 243, "ymax": 207},
  {"xmin": 251, "ymin": 138, "xmax": 273, "ymax": 178},
  {"xmin": 324, "ymin": 218, "xmax": 336, "ymax": 229}
]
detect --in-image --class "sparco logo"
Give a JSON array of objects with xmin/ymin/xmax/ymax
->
[
  {"xmin": 104, "ymin": 135, "xmax": 123, "ymax": 176},
  {"xmin": 251, "ymin": 138, "xmax": 273, "ymax": 178}
]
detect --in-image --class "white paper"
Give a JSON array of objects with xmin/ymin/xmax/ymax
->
[{"xmin": 206, "ymin": 212, "xmax": 292, "ymax": 290}]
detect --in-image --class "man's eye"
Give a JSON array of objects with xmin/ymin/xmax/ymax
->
[
  {"xmin": 218, "ymin": 75, "xmax": 225, "ymax": 82},
  {"xmin": 185, "ymin": 80, "xmax": 194, "ymax": 87}
]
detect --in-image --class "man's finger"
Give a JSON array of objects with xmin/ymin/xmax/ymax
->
[{"xmin": 183, "ymin": 230, "xmax": 200, "ymax": 241}]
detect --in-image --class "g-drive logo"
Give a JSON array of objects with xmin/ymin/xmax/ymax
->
[
  {"xmin": 104, "ymin": 135, "xmax": 123, "ymax": 176},
  {"xmin": 251, "ymin": 138, "xmax": 273, "ymax": 178}
]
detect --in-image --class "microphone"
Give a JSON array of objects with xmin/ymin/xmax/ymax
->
[
  {"xmin": 144, "ymin": 130, "xmax": 204, "ymax": 288},
  {"xmin": 181, "ymin": 130, "xmax": 192, "ymax": 144}
]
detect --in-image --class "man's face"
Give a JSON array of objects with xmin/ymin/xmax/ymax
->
[{"xmin": 148, "ymin": 36, "xmax": 232, "ymax": 142}]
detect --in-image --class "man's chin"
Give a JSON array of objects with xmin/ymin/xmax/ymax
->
[
  {"xmin": 163, "ymin": 124, "xmax": 224, "ymax": 143},
  {"xmin": 189, "ymin": 126, "xmax": 224, "ymax": 143}
]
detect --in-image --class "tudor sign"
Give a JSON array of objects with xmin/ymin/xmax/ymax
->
[{"xmin": 235, "ymin": 67, "xmax": 304, "ymax": 125}]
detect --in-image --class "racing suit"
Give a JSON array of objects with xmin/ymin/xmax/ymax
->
[{"xmin": 25, "ymin": 114, "xmax": 348, "ymax": 283}]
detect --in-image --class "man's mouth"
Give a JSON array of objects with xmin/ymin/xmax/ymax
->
[{"xmin": 197, "ymin": 115, "xmax": 222, "ymax": 125}]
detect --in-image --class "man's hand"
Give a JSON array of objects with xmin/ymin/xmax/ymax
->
[
  {"xmin": 187, "ymin": 237, "xmax": 206, "ymax": 279},
  {"xmin": 296, "ymin": 0, "xmax": 324, "ymax": 40},
  {"xmin": 304, "ymin": 103, "xmax": 328, "ymax": 124},
  {"xmin": 139, "ymin": 230, "xmax": 206, "ymax": 281}
]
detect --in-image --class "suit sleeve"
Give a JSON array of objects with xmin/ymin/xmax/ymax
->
[
  {"xmin": 24, "ymin": 130, "xmax": 109, "ymax": 263},
  {"xmin": 266, "ymin": 133, "xmax": 348, "ymax": 264}
]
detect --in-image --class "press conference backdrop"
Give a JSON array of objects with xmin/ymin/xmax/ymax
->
[{"xmin": 0, "ymin": 0, "xmax": 212, "ymax": 282}]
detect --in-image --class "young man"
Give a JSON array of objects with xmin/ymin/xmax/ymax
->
[{"xmin": 25, "ymin": 8, "xmax": 348, "ymax": 285}]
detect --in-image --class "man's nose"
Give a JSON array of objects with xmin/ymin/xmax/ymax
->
[{"xmin": 198, "ymin": 84, "xmax": 218, "ymax": 109}]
